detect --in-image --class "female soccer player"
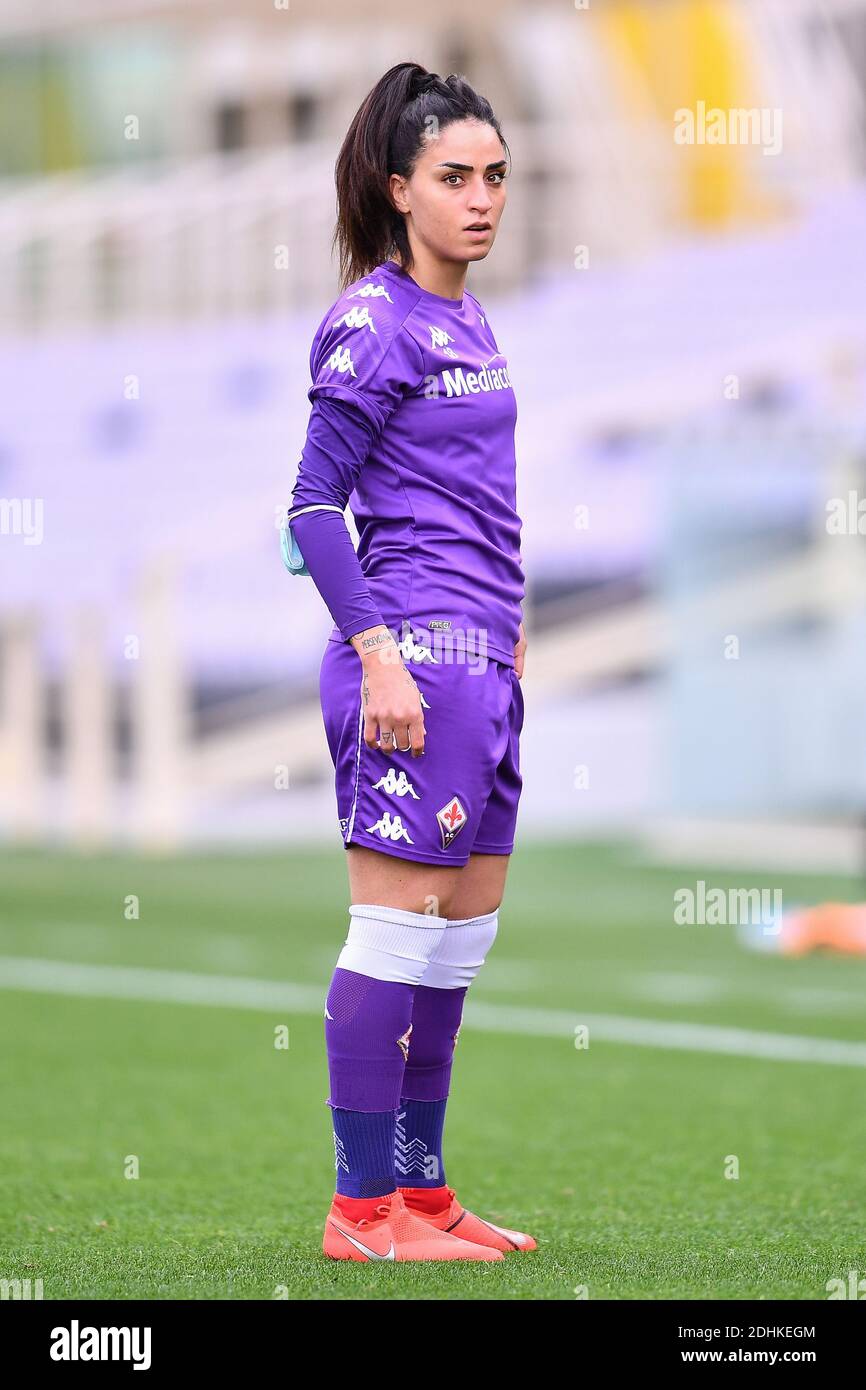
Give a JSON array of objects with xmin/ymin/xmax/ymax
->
[{"xmin": 287, "ymin": 62, "xmax": 536, "ymax": 1262}]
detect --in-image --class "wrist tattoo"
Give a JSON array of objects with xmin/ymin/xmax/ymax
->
[{"xmin": 357, "ymin": 630, "xmax": 395, "ymax": 658}]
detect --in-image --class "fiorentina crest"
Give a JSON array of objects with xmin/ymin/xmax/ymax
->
[{"xmin": 436, "ymin": 795, "xmax": 468, "ymax": 849}]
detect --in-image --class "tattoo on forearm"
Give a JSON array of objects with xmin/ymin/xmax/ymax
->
[{"xmin": 356, "ymin": 628, "xmax": 394, "ymax": 655}]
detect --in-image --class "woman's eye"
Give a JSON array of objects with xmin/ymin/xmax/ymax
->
[{"xmin": 444, "ymin": 172, "xmax": 507, "ymax": 186}]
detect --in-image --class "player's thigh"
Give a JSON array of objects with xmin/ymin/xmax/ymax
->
[
  {"xmin": 446, "ymin": 852, "xmax": 511, "ymax": 920},
  {"xmin": 346, "ymin": 845, "xmax": 509, "ymax": 919},
  {"xmin": 346, "ymin": 844, "xmax": 464, "ymax": 917}
]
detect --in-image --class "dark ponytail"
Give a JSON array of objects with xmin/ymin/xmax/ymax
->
[{"xmin": 332, "ymin": 62, "xmax": 510, "ymax": 292}]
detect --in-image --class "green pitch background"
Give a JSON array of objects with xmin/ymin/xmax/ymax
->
[{"xmin": 1, "ymin": 842, "xmax": 864, "ymax": 1300}]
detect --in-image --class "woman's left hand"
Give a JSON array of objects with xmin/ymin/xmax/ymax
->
[{"xmin": 514, "ymin": 620, "xmax": 527, "ymax": 680}]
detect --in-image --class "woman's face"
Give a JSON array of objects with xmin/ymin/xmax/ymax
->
[{"xmin": 390, "ymin": 118, "xmax": 508, "ymax": 266}]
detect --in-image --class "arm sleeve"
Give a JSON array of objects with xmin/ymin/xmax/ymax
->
[
  {"xmin": 287, "ymin": 294, "xmax": 423, "ymax": 643},
  {"xmin": 287, "ymin": 395, "xmax": 386, "ymax": 643}
]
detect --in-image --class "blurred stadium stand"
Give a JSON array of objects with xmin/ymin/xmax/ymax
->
[{"xmin": 2, "ymin": 0, "xmax": 866, "ymax": 869}]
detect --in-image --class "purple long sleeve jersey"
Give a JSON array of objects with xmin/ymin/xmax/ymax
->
[{"xmin": 287, "ymin": 258, "xmax": 525, "ymax": 667}]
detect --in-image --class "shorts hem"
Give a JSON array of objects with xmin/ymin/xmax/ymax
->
[{"xmin": 344, "ymin": 835, "xmax": 470, "ymax": 868}]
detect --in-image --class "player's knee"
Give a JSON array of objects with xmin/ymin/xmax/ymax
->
[
  {"xmin": 420, "ymin": 909, "xmax": 500, "ymax": 989},
  {"xmin": 335, "ymin": 902, "xmax": 449, "ymax": 984}
]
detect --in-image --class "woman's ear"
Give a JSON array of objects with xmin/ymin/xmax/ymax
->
[{"xmin": 388, "ymin": 172, "xmax": 409, "ymax": 216}]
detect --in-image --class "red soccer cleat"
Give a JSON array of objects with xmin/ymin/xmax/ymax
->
[
  {"xmin": 399, "ymin": 1185, "xmax": 538, "ymax": 1252},
  {"xmin": 322, "ymin": 1189, "xmax": 504, "ymax": 1262}
]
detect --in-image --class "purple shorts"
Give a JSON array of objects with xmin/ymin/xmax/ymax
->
[{"xmin": 319, "ymin": 637, "xmax": 524, "ymax": 867}]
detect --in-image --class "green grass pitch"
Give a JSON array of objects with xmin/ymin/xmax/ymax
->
[{"xmin": 1, "ymin": 841, "xmax": 864, "ymax": 1300}]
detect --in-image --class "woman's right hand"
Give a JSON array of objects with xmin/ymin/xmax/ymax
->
[{"xmin": 350, "ymin": 626, "xmax": 426, "ymax": 758}]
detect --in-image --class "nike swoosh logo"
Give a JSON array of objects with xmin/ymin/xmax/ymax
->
[
  {"xmin": 477, "ymin": 1216, "xmax": 526, "ymax": 1248},
  {"xmin": 329, "ymin": 1221, "xmax": 396, "ymax": 1261}
]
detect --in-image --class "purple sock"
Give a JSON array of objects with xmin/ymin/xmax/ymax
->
[
  {"xmin": 324, "ymin": 966, "xmax": 416, "ymax": 1197},
  {"xmin": 331, "ymin": 1107, "xmax": 397, "ymax": 1199},
  {"xmin": 396, "ymin": 984, "xmax": 467, "ymax": 1188}
]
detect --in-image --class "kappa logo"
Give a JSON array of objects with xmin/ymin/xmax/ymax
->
[
  {"xmin": 338, "ymin": 816, "xmax": 349, "ymax": 836},
  {"xmin": 397, "ymin": 631, "xmax": 438, "ymax": 664},
  {"xmin": 333, "ymin": 304, "xmax": 377, "ymax": 333},
  {"xmin": 348, "ymin": 281, "xmax": 394, "ymax": 303},
  {"xmin": 325, "ymin": 345, "xmax": 357, "ymax": 378},
  {"xmin": 436, "ymin": 795, "xmax": 468, "ymax": 849},
  {"xmin": 371, "ymin": 768, "xmax": 420, "ymax": 799},
  {"xmin": 430, "ymin": 324, "xmax": 459, "ymax": 359},
  {"xmin": 396, "ymin": 1023, "xmax": 412, "ymax": 1062},
  {"xmin": 365, "ymin": 811, "xmax": 414, "ymax": 844},
  {"xmin": 333, "ymin": 1133, "xmax": 350, "ymax": 1174},
  {"xmin": 395, "ymin": 1107, "xmax": 436, "ymax": 1178}
]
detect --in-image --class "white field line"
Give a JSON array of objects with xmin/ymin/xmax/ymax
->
[
  {"xmin": 629, "ymin": 973, "xmax": 866, "ymax": 1014},
  {"xmin": 1, "ymin": 956, "xmax": 865, "ymax": 1068}
]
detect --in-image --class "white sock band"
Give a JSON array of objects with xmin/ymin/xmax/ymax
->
[
  {"xmin": 335, "ymin": 903, "xmax": 448, "ymax": 985},
  {"xmin": 419, "ymin": 908, "xmax": 499, "ymax": 989}
]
